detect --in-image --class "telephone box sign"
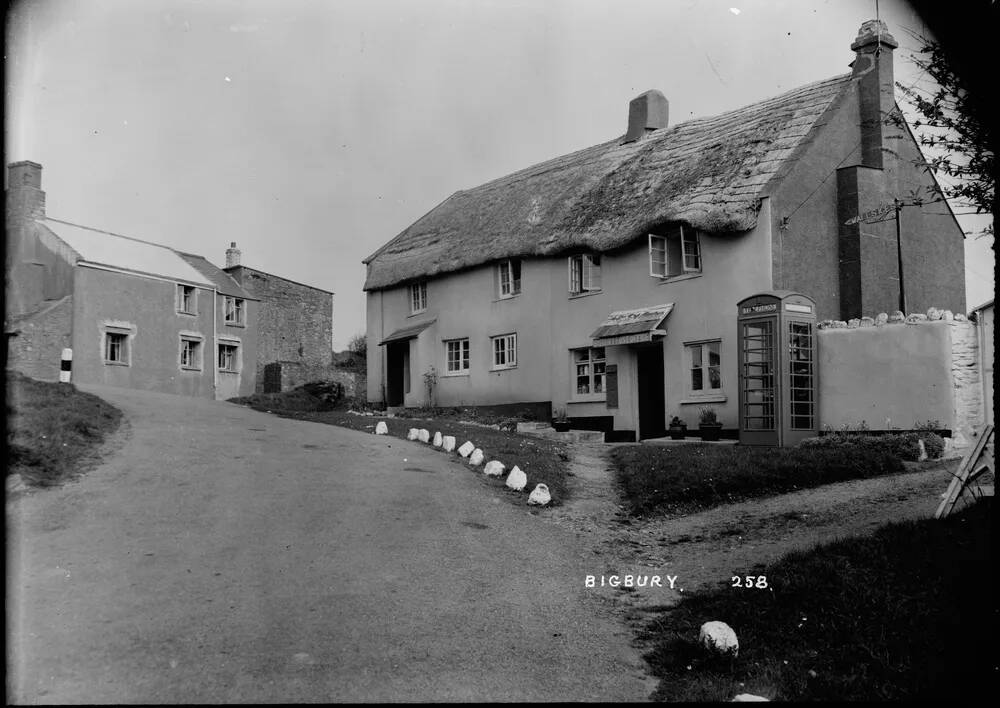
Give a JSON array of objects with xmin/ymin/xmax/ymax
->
[{"xmin": 740, "ymin": 303, "xmax": 778, "ymax": 315}]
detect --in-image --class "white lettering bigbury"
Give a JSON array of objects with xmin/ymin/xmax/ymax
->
[{"xmin": 585, "ymin": 574, "xmax": 675, "ymax": 588}]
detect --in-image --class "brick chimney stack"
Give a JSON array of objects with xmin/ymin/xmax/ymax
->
[
  {"xmin": 850, "ymin": 20, "xmax": 898, "ymax": 169},
  {"xmin": 623, "ymin": 90, "xmax": 669, "ymax": 144},
  {"xmin": 225, "ymin": 241, "xmax": 242, "ymax": 268},
  {"xmin": 6, "ymin": 161, "xmax": 46, "ymax": 220}
]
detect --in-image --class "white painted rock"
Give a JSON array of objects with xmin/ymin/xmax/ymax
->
[
  {"xmin": 942, "ymin": 309, "xmax": 954, "ymax": 321},
  {"xmin": 917, "ymin": 438, "xmax": 928, "ymax": 462},
  {"xmin": 859, "ymin": 316, "xmax": 875, "ymax": 327},
  {"xmin": 506, "ymin": 465, "xmax": 527, "ymax": 491},
  {"xmin": 699, "ymin": 621, "xmax": 739, "ymax": 658},
  {"xmin": 418, "ymin": 429, "xmax": 430, "ymax": 443},
  {"xmin": 732, "ymin": 694, "xmax": 769, "ymax": 702},
  {"xmin": 889, "ymin": 310, "xmax": 905, "ymax": 323},
  {"xmin": 483, "ymin": 460, "xmax": 506, "ymax": 477},
  {"xmin": 527, "ymin": 483, "xmax": 551, "ymax": 506},
  {"xmin": 375, "ymin": 421, "xmax": 389, "ymax": 435},
  {"xmin": 469, "ymin": 448, "xmax": 485, "ymax": 466},
  {"xmin": 407, "ymin": 428, "xmax": 419, "ymax": 441},
  {"xmin": 458, "ymin": 441, "xmax": 475, "ymax": 458},
  {"xmin": 432, "ymin": 431, "xmax": 443, "ymax": 447},
  {"xmin": 875, "ymin": 312, "xmax": 889, "ymax": 325},
  {"xmin": 442, "ymin": 436, "xmax": 456, "ymax": 452},
  {"xmin": 927, "ymin": 306, "xmax": 942, "ymax": 321}
]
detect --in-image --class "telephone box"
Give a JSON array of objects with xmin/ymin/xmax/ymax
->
[{"xmin": 737, "ymin": 291, "xmax": 818, "ymax": 447}]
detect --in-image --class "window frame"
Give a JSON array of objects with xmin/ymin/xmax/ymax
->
[
  {"xmin": 570, "ymin": 346, "xmax": 607, "ymax": 400},
  {"xmin": 223, "ymin": 296, "xmax": 245, "ymax": 326},
  {"xmin": 409, "ymin": 281, "xmax": 428, "ymax": 314},
  {"xmin": 177, "ymin": 284, "xmax": 197, "ymax": 315},
  {"xmin": 490, "ymin": 333, "xmax": 518, "ymax": 370},
  {"xmin": 179, "ymin": 335, "xmax": 203, "ymax": 371},
  {"xmin": 648, "ymin": 226, "xmax": 702, "ymax": 279},
  {"xmin": 567, "ymin": 253, "xmax": 602, "ymax": 295},
  {"xmin": 218, "ymin": 341, "xmax": 241, "ymax": 373},
  {"xmin": 497, "ymin": 259, "xmax": 522, "ymax": 299},
  {"xmin": 103, "ymin": 330, "xmax": 130, "ymax": 366},
  {"xmin": 685, "ymin": 339, "xmax": 723, "ymax": 396},
  {"xmin": 444, "ymin": 338, "xmax": 471, "ymax": 375}
]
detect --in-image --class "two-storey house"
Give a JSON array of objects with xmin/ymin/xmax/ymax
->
[{"xmin": 363, "ymin": 21, "xmax": 966, "ymax": 440}]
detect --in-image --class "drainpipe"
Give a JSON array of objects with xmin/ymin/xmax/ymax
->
[{"xmin": 212, "ymin": 288, "xmax": 218, "ymax": 397}]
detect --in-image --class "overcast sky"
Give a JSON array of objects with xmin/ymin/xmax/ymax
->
[{"xmin": 6, "ymin": 0, "xmax": 994, "ymax": 349}]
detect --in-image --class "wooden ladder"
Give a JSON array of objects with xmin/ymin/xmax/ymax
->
[{"xmin": 935, "ymin": 424, "xmax": 995, "ymax": 519}]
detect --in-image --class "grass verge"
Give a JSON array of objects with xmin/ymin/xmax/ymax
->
[
  {"xmin": 230, "ymin": 400, "xmax": 571, "ymax": 504},
  {"xmin": 639, "ymin": 498, "xmax": 993, "ymax": 701},
  {"xmin": 610, "ymin": 444, "xmax": 907, "ymax": 517},
  {"xmin": 6, "ymin": 371, "xmax": 123, "ymax": 487}
]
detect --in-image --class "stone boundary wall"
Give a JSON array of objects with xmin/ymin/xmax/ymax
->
[
  {"xmin": 6, "ymin": 296, "xmax": 73, "ymax": 382},
  {"xmin": 266, "ymin": 360, "xmax": 365, "ymax": 399},
  {"xmin": 817, "ymin": 307, "xmax": 984, "ymax": 449}
]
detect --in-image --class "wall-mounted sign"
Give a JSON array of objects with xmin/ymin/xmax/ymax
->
[
  {"xmin": 740, "ymin": 303, "xmax": 778, "ymax": 315},
  {"xmin": 844, "ymin": 202, "xmax": 894, "ymax": 225}
]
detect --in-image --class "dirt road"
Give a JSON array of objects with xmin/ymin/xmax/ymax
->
[{"xmin": 7, "ymin": 385, "xmax": 655, "ymax": 703}]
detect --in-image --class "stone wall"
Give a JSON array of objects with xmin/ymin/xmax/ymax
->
[
  {"xmin": 948, "ymin": 319, "xmax": 983, "ymax": 448},
  {"xmin": 265, "ymin": 360, "xmax": 365, "ymax": 399},
  {"xmin": 6, "ymin": 296, "xmax": 73, "ymax": 381}
]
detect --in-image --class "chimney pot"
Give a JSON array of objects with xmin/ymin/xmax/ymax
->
[
  {"xmin": 225, "ymin": 242, "xmax": 242, "ymax": 268},
  {"xmin": 623, "ymin": 90, "xmax": 669, "ymax": 144},
  {"xmin": 851, "ymin": 19, "xmax": 898, "ymax": 52}
]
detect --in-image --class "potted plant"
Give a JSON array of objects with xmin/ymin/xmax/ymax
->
[
  {"xmin": 552, "ymin": 407, "xmax": 571, "ymax": 432},
  {"xmin": 698, "ymin": 407, "xmax": 723, "ymax": 441},
  {"xmin": 668, "ymin": 416, "xmax": 688, "ymax": 440}
]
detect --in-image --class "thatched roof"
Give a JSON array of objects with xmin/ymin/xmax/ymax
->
[{"xmin": 364, "ymin": 73, "xmax": 853, "ymax": 291}]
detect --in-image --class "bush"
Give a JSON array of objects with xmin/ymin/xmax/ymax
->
[
  {"xmin": 801, "ymin": 431, "xmax": 944, "ymax": 461},
  {"xmin": 347, "ymin": 332, "xmax": 367, "ymax": 359}
]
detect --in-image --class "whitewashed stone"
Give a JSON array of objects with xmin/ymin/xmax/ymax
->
[
  {"xmin": 927, "ymin": 306, "xmax": 942, "ymax": 321},
  {"xmin": 731, "ymin": 695, "xmax": 769, "ymax": 702},
  {"xmin": 917, "ymin": 438, "xmax": 928, "ymax": 462},
  {"xmin": 889, "ymin": 310, "xmax": 905, "ymax": 323},
  {"xmin": 818, "ymin": 319, "xmax": 834, "ymax": 330},
  {"xmin": 432, "ymin": 432, "xmax": 443, "ymax": 447},
  {"xmin": 375, "ymin": 421, "xmax": 389, "ymax": 435},
  {"xmin": 418, "ymin": 429, "xmax": 430, "ymax": 443},
  {"xmin": 699, "ymin": 621, "xmax": 739, "ymax": 658},
  {"xmin": 954, "ymin": 312, "xmax": 967, "ymax": 322},
  {"xmin": 458, "ymin": 441, "xmax": 475, "ymax": 457},
  {"xmin": 442, "ymin": 436, "xmax": 457, "ymax": 452},
  {"xmin": 483, "ymin": 460, "xmax": 506, "ymax": 477},
  {"xmin": 527, "ymin": 483, "xmax": 551, "ymax": 506},
  {"xmin": 847, "ymin": 318, "xmax": 861, "ymax": 329},
  {"xmin": 506, "ymin": 466, "xmax": 527, "ymax": 491},
  {"xmin": 859, "ymin": 316, "xmax": 875, "ymax": 327},
  {"xmin": 942, "ymin": 309, "xmax": 954, "ymax": 321},
  {"xmin": 830, "ymin": 320, "xmax": 848, "ymax": 329},
  {"xmin": 875, "ymin": 312, "xmax": 889, "ymax": 326},
  {"xmin": 905, "ymin": 313, "xmax": 928, "ymax": 324},
  {"xmin": 469, "ymin": 448, "xmax": 485, "ymax": 466},
  {"xmin": 407, "ymin": 428, "xmax": 419, "ymax": 441}
]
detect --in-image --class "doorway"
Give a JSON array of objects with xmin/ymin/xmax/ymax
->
[
  {"xmin": 385, "ymin": 341, "xmax": 409, "ymax": 406},
  {"xmin": 636, "ymin": 342, "xmax": 665, "ymax": 440}
]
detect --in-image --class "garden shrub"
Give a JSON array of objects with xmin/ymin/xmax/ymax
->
[{"xmin": 801, "ymin": 431, "xmax": 944, "ymax": 461}]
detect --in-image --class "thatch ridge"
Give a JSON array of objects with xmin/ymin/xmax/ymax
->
[{"xmin": 364, "ymin": 73, "xmax": 854, "ymax": 291}]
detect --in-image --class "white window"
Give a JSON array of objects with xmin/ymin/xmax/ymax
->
[
  {"xmin": 491, "ymin": 333, "xmax": 517, "ymax": 370},
  {"xmin": 104, "ymin": 331, "xmax": 129, "ymax": 365},
  {"xmin": 687, "ymin": 340, "xmax": 722, "ymax": 393},
  {"xmin": 219, "ymin": 343, "xmax": 240, "ymax": 372},
  {"xmin": 180, "ymin": 336, "xmax": 202, "ymax": 370},
  {"xmin": 224, "ymin": 296, "xmax": 245, "ymax": 325},
  {"xmin": 177, "ymin": 285, "xmax": 196, "ymax": 314},
  {"xmin": 572, "ymin": 347, "xmax": 606, "ymax": 396},
  {"xmin": 445, "ymin": 338, "xmax": 470, "ymax": 374},
  {"xmin": 497, "ymin": 259, "xmax": 522, "ymax": 298},
  {"xmin": 568, "ymin": 253, "xmax": 601, "ymax": 295},
  {"xmin": 410, "ymin": 281, "xmax": 427, "ymax": 314},
  {"xmin": 649, "ymin": 226, "xmax": 701, "ymax": 278}
]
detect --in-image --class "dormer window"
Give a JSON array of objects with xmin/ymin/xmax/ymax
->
[
  {"xmin": 568, "ymin": 253, "xmax": 601, "ymax": 295},
  {"xmin": 497, "ymin": 259, "xmax": 521, "ymax": 299},
  {"xmin": 410, "ymin": 281, "xmax": 427, "ymax": 314},
  {"xmin": 649, "ymin": 226, "xmax": 701, "ymax": 279}
]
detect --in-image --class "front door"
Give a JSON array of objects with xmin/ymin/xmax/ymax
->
[
  {"xmin": 386, "ymin": 341, "xmax": 408, "ymax": 406},
  {"xmin": 636, "ymin": 342, "xmax": 665, "ymax": 440}
]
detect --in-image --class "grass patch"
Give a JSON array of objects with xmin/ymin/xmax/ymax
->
[
  {"xmin": 640, "ymin": 498, "xmax": 993, "ymax": 701},
  {"xmin": 6, "ymin": 371, "xmax": 123, "ymax": 487},
  {"xmin": 229, "ymin": 401, "xmax": 571, "ymax": 504},
  {"xmin": 610, "ymin": 444, "xmax": 906, "ymax": 517}
]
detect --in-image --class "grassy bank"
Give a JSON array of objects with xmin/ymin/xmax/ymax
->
[
  {"xmin": 6, "ymin": 372, "xmax": 123, "ymax": 487},
  {"xmin": 231, "ymin": 396, "xmax": 571, "ymax": 504},
  {"xmin": 639, "ymin": 498, "xmax": 993, "ymax": 701},
  {"xmin": 609, "ymin": 444, "xmax": 910, "ymax": 517}
]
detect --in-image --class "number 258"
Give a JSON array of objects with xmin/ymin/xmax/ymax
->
[{"xmin": 732, "ymin": 575, "xmax": 768, "ymax": 589}]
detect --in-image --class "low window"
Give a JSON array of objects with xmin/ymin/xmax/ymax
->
[
  {"xmin": 445, "ymin": 338, "xmax": 470, "ymax": 374},
  {"xmin": 410, "ymin": 281, "xmax": 427, "ymax": 314},
  {"xmin": 224, "ymin": 296, "xmax": 245, "ymax": 325},
  {"xmin": 104, "ymin": 331, "xmax": 129, "ymax": 365},
  {"xmin": 687, "ymin": 340, "xmax": 722, "ymax": 393},
  {"xmin": 497, "ymin": 259, "xmax": 522, "ymax": 298},
  {"xmin": 177, "ymin": 285, "xmax": 196, "ymax": 314},
  {"xmin": 649, "ymin": 226, "xmax": 701, "ymax": 278},
  {"xmin": 491, "ymin": 333, "xmax": 517, "ymax": 370},
  {"xmin": 572, "ymin": 347, "xmax": 606, "ymax": 396},
  {"xmin": 568, "ymin": 253, "xmax": 601, "ymax": 294},
  {"xmin": 218, "ymin": 343, "xmax": 240, "ymax": 372},
  {"xmin": 180, "ymin": 337, "xmax": 202, "ymax": 370}
]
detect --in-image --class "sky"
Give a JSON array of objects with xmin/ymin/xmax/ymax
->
[{"xmin": 6, "ymin": 0, "xmax": 994, "ymax": 350}]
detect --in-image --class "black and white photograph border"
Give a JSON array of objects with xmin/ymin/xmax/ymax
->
[{"xmin": 5, "ymin": 0, "xmax": 995, "ymax": 703}]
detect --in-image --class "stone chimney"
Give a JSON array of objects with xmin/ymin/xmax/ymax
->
[
  {"xmin": 622, "ymin": 90, "xmax": 669, "ymax": 144},
  {"xmin": 225, "ymin": 241, "xmax": 242, "ymax": 268},
  {"xmin": 850, "ymin": 20, "xmax": 898, "ymax": 169},
  {"xmin": 6, "ymin": 161, "xmax": 46, "ymax": 220}
]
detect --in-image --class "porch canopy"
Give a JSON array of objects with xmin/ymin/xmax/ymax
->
[
  {"xmin": 590, "ymin": 303, "xmax": 674, "ymax": 346},
  {"xmin": 379, "ymin": 318, "xmax": 436, "ymax": 345}
]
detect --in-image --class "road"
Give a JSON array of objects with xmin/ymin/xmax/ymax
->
[{"xmin": 7, "ymin": 384, "xmax": 654, "ymax": 703}]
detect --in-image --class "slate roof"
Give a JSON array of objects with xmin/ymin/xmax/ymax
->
[
  {"xmin": 179, "ymin": 253, "xmax": 255, "ymax": 299},
  {"xmin": 364, "ymin": 73, "xmax": 854, "ymax": 291}
]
